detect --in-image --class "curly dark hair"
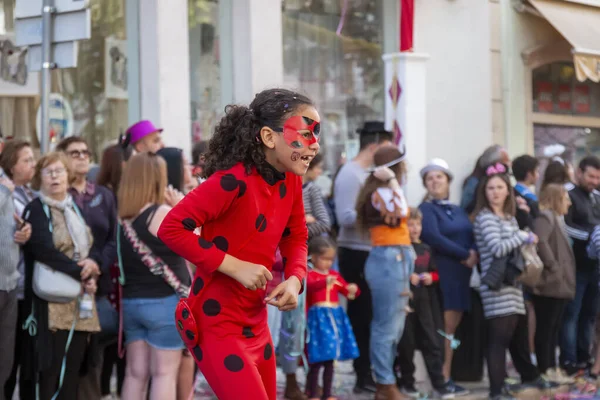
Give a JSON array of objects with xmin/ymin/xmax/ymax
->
[{"xmin": 203, "ymin": 88, "xmax": 314, "ymax": 181}]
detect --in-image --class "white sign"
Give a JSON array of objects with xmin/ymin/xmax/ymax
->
[
  {"xmin": 104, "ymin": 37, "xmax": 128, "ymax": 100},
  {"xmin": 36, "ymin": 93, "xmax": 74, "ymax": 145},
  {"xmin": 14, "ymin": 9, "xmax": 91, "ymax": 47},
  {"xmin": 16, "ymin": 0, "xmax": 89, "ymax": 19},
  {"xmin": 0, "ymin": 35, "xmax": 40, "ymax": 96}
]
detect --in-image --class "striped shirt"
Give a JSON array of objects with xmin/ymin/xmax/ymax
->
[
  {"xmin": 474, "ymin": 209, "xmax": 528, "ymax": 319},
  {"xmin": 302, "ymin": 181, "xmax": 331, "ymax": 240}
]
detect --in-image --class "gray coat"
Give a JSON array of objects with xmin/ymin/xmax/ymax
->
[{"xmin": 532, "ymin": 210, "xmax": 576, "ymax": 300}]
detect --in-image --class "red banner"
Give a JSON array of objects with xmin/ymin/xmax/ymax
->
[
  {"xmin": 400, "ymin": 0, "xmax": 414, "ymax": 52},
  {"xmin": 574, "ymin": 85, "xmax": 590, "ymax": 114},
  {"xmin": 536, "ymin": 81, "xmax": 553, "ymax": 112},
  {"xmin": 557, "ymin": 84, "xmax": 571, "ymax": 111}
]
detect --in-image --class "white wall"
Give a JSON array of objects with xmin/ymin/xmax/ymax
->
[
  {"xmin": 139, "ymin": 0, "xmax": 192, "ymax": 157},
  {"xmin": 414, "ymin": 0, "xmax": 493, "ymax": 203}
]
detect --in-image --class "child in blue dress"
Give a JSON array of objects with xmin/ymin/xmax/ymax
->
[{"xmin": 306, "ymin": 237, "xmax": 359, "ymax": 400}]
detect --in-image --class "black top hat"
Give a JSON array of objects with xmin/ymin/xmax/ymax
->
[{"xmin": 357, "ymin": 121, "xmax": 390, "ymax": 135}]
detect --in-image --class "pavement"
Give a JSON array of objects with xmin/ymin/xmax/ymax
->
[{"xmin": 193, "ymin": 353, "xmax": 492, "ymax": 399}]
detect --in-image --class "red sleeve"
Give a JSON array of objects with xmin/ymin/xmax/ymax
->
[
  {"xmin": 157, "ymin": 170, "xmax": 242, "ymax": 275},
  {"xmin": 307, "ymin": 271, "xmax": 327, "ymax": 293},
  {"xmin": 430, "ymin": 271, "xmax": 439, "ymax": 282},
  {"xmin": 333, "ymin": 271, "xmax": 361, "ymax": 298},
  {"xmin": 280, "ymin": 176, "xmax": 308, "ymax": 287}
]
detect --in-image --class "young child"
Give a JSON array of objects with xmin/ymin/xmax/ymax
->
[
  {"xmin": 396, "ymin": 208, "xmax": 450, "ymax": 398},
  {"xmin": 158, "ymin": 88, "xmax": 320, "ymax": 399},
  {"xmin": 306, "ymin": 236, "xmax": 359, "ymax": 400}
]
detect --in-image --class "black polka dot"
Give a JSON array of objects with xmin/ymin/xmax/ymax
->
[
  {"xmin": 242, "ymin": 327, "xmax": 255, "ymax": 338},
  {"xmin": 182, "ymin": 218, "xmax": 196, "ymax": 231},
  {"xmin": 193, "ymin": 345, "xmax": 203, "ymax": 362},
  {"xmin": 181, "ymin": 308, "xmax": 190, "ymax": 319},
  {"xmin": 198, "ymin": 238, "xmax": 213, "ymax": 249},
  {"xmin": 282, "ymin": 257, "xmax": 287, "ymax": 267},
  {"xmin": 264, "ymin": 343, "xmax": 273, "ymax": 360},
  {"xmin": 224, "ymin": 355, "xmax": 244, "ymax": 372},
  {"xmin": 255, "ymin": 214, "xmax": 267, "ymax": 232},
  {"xmin": 237, "ymin": 181, "xmax": 247, "ymax": 198},
  {"xmin": 213, "ymin": 236, "xmax": 229, "ymax": 252},
  {"xmin": 282, "ymin": 227, "xmax": 291, "ymax": 238},
  {"xmin": 220, "ymin": 174, "xmax": 238, "ymax": 191},
  {"xmin": 177, "ymin": 320, "xmax": 183, "ymax": 330},
  {"xmin": 185, "ymin": 330, "xmax": 195, "ymax": 341},
  {"xmin": 279, "ymin": 183, "xmax": 287, "ymax": 199},
  {"xmin": 192, "ymin": 277, "xmax": 204, "ymax": 295},
  {"xmin": 202, "ymin": 299, "xmax": 221, "ymax": 316}
]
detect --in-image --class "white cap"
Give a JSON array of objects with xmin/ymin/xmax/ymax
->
[{"xmin": 420, "ymin": 158, "xmax": 454, "ymax": 180}]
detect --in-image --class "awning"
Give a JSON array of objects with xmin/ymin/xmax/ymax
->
[{"xmin": 529, "ymin": 0, "xmax": 600, "ymax": 82}]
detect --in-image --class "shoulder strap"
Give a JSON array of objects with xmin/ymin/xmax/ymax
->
[{"xmin": 119, "ymin": 218, "xmax": 190, "ymax": 298}]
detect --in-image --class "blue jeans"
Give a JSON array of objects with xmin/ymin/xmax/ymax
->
[
  {"xmin": 365, "ymin": 245, "xmax": 414, "ymax": 384},
  {"xmin": 560, "ymin": 267, "xmax": 600, "ymax": 365}
]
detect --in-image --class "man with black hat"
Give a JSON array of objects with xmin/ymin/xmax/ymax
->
[{"xmin": 333, "ymin": 121, "xmax": 393, "ymax": 394}]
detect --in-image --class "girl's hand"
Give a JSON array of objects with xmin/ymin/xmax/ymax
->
[
  {"xmin": 84, "ymin": 278, "xmax": 97, "ymax": 295},
  {"xmin": 421, "ymin": 273, "xmax": 433, "ymax": 286},
  {"xmin": 347, "ymin": 283, "xmax": 358, "ymax": 296},
  {"xmin": 516, "ymin": 196, "xmax": 530, "ymax": 213},
  {"xmin": 265, "ymin": 276, "xmax": 301, "ymax": 311},
  {"xmin": 220, "ymin": 257, "xmax": 273, "ymax": 290},
  {"xmin": 410, "ymin": 273, "xmax": 420, "ymax": 286},
  {"xmin": 305, "ymin": 214, "xmax": 316, "ymax": 224},
  {"xmin": 164, "ymin": 185, "xmax": 184, "ymax": 207}
]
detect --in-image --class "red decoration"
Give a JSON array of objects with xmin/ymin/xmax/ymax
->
[
  {"xmin": 574, "ymin": 85, "xmax": 590, "ymax": 114},
  {"xmin": 400, "ymin": 0, "xmax": 414, "ymax": 52},
  {"xmin": 536, "ymin": 81, "xmax": 553, "ymax": 112},
  {"xmin": 557, "ymin": 84, "xmax": 571, "ymax": 111}
]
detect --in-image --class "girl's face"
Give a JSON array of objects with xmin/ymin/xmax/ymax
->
[
  {"xmin": 485, "ymin": 176, "xmax": 509, "ymax": 209},
  {"xmin": 312, "ymin": 247, "xmax": 336, "ymax": 273},
  {"xmin": 263, "ymin": 105, "xmax": 321, "ymax": 176},
  {"xmin": 425, "ymin": 170, "xmax": 449, "ymax": 200},
  {"xmin": 560, "ymin": 191, "xmax": 572, "ymax": 215},
  {"xmin": 182, "ymin": 153, "xmax": 196, "ymax": 192},
  {"xmin": 40, "ymin": 160, "xmax": 69, "ymax": 199},
  {"xmin": 11, "ymin": 146, "xmax": 35, "ymax": 185},
  {"xmin": 305, "ymin": 162, "xmax": 323, "ymax": 182}
]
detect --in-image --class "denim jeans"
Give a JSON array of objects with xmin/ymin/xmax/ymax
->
[
  {"xmin": 559, "ymin": 267, "xmax": 600, "ymax": 365},
  {"xmin": 365, "ymin": 245, "xmax": 414, "ymax": 385}
]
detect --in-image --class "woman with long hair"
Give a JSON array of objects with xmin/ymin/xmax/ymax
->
[
  {"xmin": 355, "ymin": 145, "xmax": 413, "ymax": 399},
  {"xmin": 118, "ymin": 153, "xmax": 191, "ymax": 400},
  {"xmin": 472, "ymin": 163, "xmax": 554, "ymax": 399}
]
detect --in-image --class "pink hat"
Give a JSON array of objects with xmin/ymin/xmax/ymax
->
[{"xmin": 126, "ymin": 120, "xmax": 163, "ymax": 143}]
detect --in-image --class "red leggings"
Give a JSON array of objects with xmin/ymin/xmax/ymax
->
[{"xmin": 187, "ymin": 333, "xmax": 276, "ymax": 400}]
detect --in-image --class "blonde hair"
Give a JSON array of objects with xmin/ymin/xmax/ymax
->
[
  {"xmin": 30, "ymin": 152, "xmax": 71, "ymax": 191},
  {"xmin": 408, "ymin": 207, "xmax": 422, "ymax": 221},
  {"xmin": 118, "ymin": 153, "xmax": 167, "ymax": 219},
  {"xmin": 539, "ymin": 183, "xmax": 567, "ymax": 215}
]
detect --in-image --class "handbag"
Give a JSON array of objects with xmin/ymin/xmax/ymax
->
[
  {"xmin": 33, "ymin": 261, "xmax": 81, "ymax": 303},
  {"xmin": 517, "ymin": 243, "xmax": 543, "ymax": 287}
]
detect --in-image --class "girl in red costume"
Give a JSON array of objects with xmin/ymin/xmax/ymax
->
[{"xmin": 157, "ymin": 88, "xmax": 320, "ymax": 400}]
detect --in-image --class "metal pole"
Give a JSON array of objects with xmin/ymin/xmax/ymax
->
[{"xmin": 40, "ymin": 0, "xmax": 55, "ymax": 155}]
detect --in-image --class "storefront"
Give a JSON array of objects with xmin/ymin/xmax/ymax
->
[
  {"xmin": 0, "ymin": 0, "xmax": 130, "ymax": 159},
  {"xmin": 506, "ymin": 0, "xmax": 600, "ymax": 168}
]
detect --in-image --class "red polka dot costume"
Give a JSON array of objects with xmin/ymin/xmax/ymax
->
[{"xmin": 157, "ymin": 162, "xmax": 308, "ymax": 400}]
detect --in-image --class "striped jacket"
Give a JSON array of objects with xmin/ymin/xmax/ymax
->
[{"xmin": 474, "ymin": 209, "xmax": 528, "ymax": 319}]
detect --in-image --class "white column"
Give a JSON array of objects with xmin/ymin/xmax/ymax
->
[
  {"xmin": 383, "ymin": 52, "xmax": 430, "ymax": 207},
  {"xmin": 231, "ymin": 0, "xmax": 284, "ymax": 104},
  {"xmin": 138, "ymin": 0, "xmax": 192, "ymax": 157}
]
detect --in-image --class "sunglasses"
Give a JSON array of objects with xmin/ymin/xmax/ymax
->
[{"xmin": 67, "ymin": 149, "xmax": 91, "ymax": 159}]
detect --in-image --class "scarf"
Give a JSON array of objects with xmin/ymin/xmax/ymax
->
[
  {"xmin": 39, "ymin": 193, "xmax": 90, "ymax": 260},
  {"xmin": 427, "ymin": 197, "xmax": 455, "ymax": 218}
]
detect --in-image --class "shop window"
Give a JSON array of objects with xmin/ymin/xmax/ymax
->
[
  {"xmin": 532, "ymin": 62, "xmax": 600, "ymax": 117},
  {"xmin": 282, "ymin": 0, "xmax": 384, "ymax": 176},
  {"xmin": 188, "ymin": 0, "xmax": 220, "ymax": 144},
  {"xmin": 534, "ymin": 124, "xmax": 600, "ymax": 167}
]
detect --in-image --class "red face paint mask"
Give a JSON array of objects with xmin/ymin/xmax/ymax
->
[{"xmin": 280, "ymin": 116, "xmax": 321, "ymax": 149}]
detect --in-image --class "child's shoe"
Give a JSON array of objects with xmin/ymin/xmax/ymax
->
[{"xmin": 399, "ymin": 383, "xmax": 420, "ymax": 398}]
